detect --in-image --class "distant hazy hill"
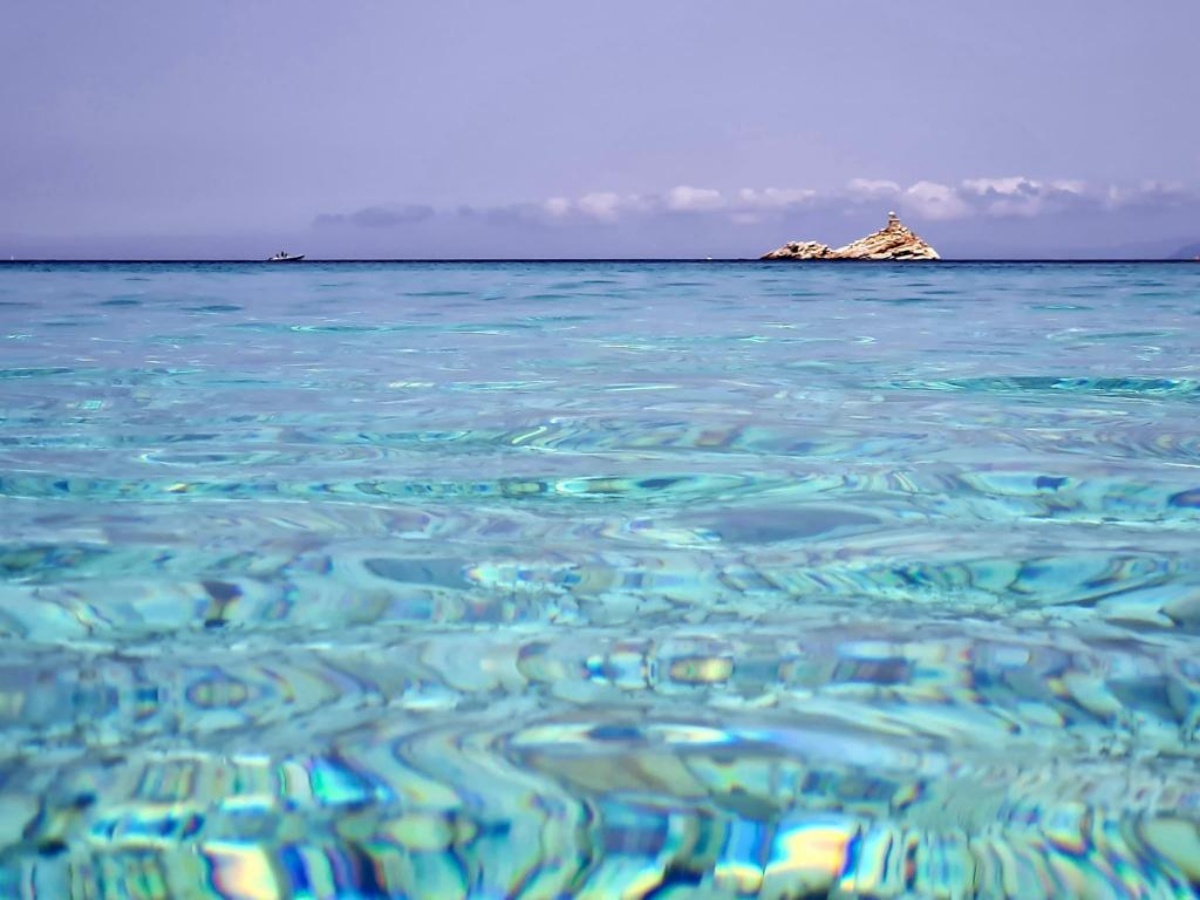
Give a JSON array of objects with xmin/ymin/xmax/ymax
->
[{"xmin": 1170, "ymin": 241, "xmax": 1200, "ymax": 260}]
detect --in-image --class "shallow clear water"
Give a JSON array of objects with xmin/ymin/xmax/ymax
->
[{"xmin": 1, "ymin": 260, "xmax": 1200, "ymax": 898}]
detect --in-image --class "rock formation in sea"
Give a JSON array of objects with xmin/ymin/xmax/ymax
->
[{"xmin": 762, "ymin": 212, "xmax": 940, "ymax": 260}]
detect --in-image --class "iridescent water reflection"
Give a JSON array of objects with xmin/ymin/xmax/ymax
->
[{"xmin": 1, "ymin": 261, "xmax": 1200, "ymax": 897}]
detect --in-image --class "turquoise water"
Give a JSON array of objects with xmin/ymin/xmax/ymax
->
[{"xmin": 1, "ymin": 260, "xmax": 1200, "ymax": 898}]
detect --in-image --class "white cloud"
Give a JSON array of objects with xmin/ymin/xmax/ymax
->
[
  {"xmin": 571, "ymin": 192, "xmax": 653, "ymax": 221},
  {"xmin": 961, "ymin": 176, "xmax": 1037, "ymax": 196},
  {"xmin": 1051, "ymin": 179, "xmax": 1087, "ymax": 194},
  {"xmin": 735, "ymin": 187, "xmax": 817, "ymax": 209},
  {"xmin": 901, "ymin": 181, "xmax": 971, "ymax": 221},
  {"xmin": 576, "ymin": 192, "xmax": 625, "ymax": 221},
  {"xmin": 543, "ymin": 197, "xmax": 572, "ymax": 218},
  {"xmin": 1104, "ymin": 181, "xmax": 1191, "ymax": 210},
  {"xmin": 847, "ymin": 178, "xmax": 901, "ymax": 198},
  {"xmin": 665, "ymin": 185, "xmax": 724, "ymax": 212},
  {"xmin": 962, "ymin": 177, "xmax": 1046, "ymax": 217},
  {"xmin": 956, "ymin": 176, "xmax": 1091, "ymax": 217}
]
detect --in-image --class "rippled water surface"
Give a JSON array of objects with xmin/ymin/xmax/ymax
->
[{"xmin": 2, "ymin": 260, "xmax": 1200, "ymax": 898}]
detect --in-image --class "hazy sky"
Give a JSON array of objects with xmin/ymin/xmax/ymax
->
[{"xmin": 3, "ymin": 1, "xmax": 1198, "ymax": 258}]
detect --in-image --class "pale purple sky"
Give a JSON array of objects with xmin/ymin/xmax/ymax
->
[{"xmin": 2, "ymin": 1, "xmax": 1198, "ymax": 258}]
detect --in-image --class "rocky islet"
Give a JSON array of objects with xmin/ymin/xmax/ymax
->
[{"xmin": 762, "ymin": 211, "xmax": 940, "ymax": 260}]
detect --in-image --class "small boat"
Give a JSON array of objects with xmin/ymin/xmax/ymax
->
[{"xmin": 267, "ymin": 251, "xmax": 305, "ymax": 262}]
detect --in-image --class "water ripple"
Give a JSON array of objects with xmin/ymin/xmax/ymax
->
[{"xmin": 5, "ymin": 262, "xmax": 1200, "ymax": 895}]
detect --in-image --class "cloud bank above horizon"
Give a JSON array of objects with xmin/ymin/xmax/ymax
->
[
  {"xmin": 316, "ymin": 176, "xmax": 1196, "ymax": 231},
  {"xmin": 5, "ymin": 174, "xmax": 1196, "ymax": 260}
]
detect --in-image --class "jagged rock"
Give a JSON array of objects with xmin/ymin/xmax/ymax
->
[
  {"xmin": 762, "ymin": 212, "xmax": 940, "ymax": 261},
  {"xmin": 761, "ymin": 240, "xmax": 836, "ymax": 260}
]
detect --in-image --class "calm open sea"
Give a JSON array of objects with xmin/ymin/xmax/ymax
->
[{"xmin": 1, "ymin": 260, "xmax": 1199, "ymax": 898}]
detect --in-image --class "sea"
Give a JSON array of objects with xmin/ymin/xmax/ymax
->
[{"xmin": 1, "ymin": 260, "xmax": 1199, "ymax": 898}]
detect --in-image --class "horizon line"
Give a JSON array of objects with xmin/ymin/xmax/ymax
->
[{"xmin": 1, "ymin": 257, "xmax": 1196, "ymax": 265}]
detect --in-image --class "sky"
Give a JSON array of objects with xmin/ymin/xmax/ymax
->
[{"xmin": 2, "ymin": 1, "xmax": 1199, "ymax": 259}]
